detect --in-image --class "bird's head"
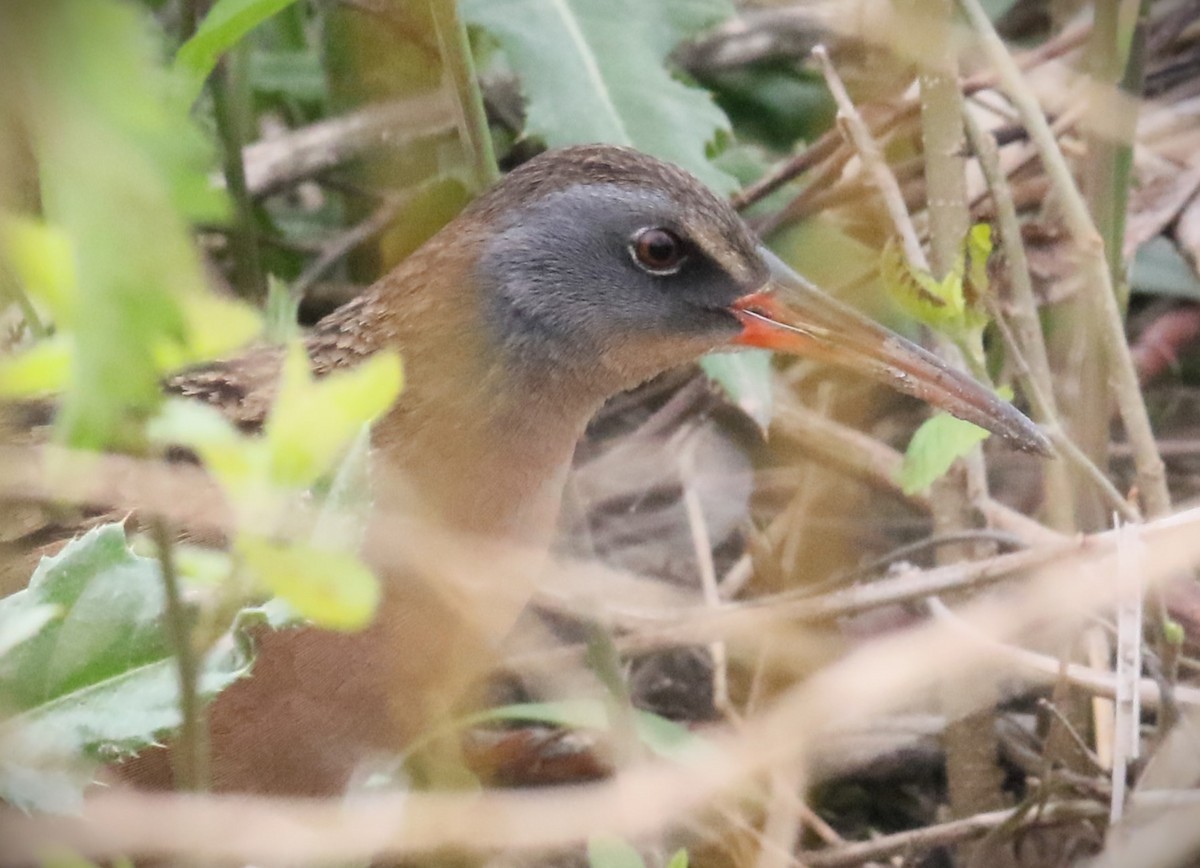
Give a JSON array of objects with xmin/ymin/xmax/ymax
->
[{"xmin": 469, "ymin": 145, "xmax": 1049, "ymax": 454}]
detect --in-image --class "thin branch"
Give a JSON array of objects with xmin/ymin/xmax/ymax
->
[
  {"xmin": 956, "ymin": 0, "xmax": 1170, "ymax": 519},
  {"xmin": 798, "ymin": 799, "xmax": 1108, "ymax": 867},
  {"xmin": 289, "ymin": 193, "xmax": 406, "ymax": 301},
  {"xmin": 813, "ymin": 45, "xmax": 927, "ymax": 270},
  {"xmin": 150, "ymin": 517, "xmax": 209, "ymax": 792}
]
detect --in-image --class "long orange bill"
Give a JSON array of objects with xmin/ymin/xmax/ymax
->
[{"xmin": 732, "ymin": 248, "xmax": 1053, "ymax": 456}]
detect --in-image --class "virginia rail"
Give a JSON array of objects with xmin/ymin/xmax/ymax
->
[{"xmin": 119, "ymin": 144, "xmax": 1048, "ymax": 796}]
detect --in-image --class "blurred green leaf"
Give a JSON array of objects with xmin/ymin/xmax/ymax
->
[
  {"xmin": 0, "ymin": 524, "xmax": 249, "ymax": 812},
  {"xmin": 899, "ymin": 412, "xmax": 991, "ymax": 495},
  {"xmin": 175, "ymin": 0, "xmax": 304, "ymax": 104},
  {"xmin": 30, "ymin": 0, "xmax": 229, "ymax": 449},
  {"xmin": 461, "ymin": 0, "xmax": 738, "ymax": 193},
  {"xmin": 700, "ymin": 351, "xmax": 772, "ymax": 430},
  {"xmin": 0, "ymin": 604, "xmax": 60, "ymax": 659},
  {"xmin": 148, "ymin": 398, "xmax": 270, "ymax": 501},
  {"xmin": 249, "ymin": 49, "xmax": 328, "ymax": 103},
  {"xmin": 666, "ymin": 850, "xmax": 689, "ymax": 868},
  {"xmin": 237, "ymin": 535, "xmax": 379, "ymax": 631},
  {"xmin": 154, "ymin": 293, "xmax": 262, "ymax": 372},
  {"xmin": 266, "ymin": 342, "xmax": 403, "ymax": 488},
  {"xmin": 0, "ymin": 215, "xmax": 78, "ymax": 325},
  {"xmin": 587, "ymin": 835, "xmax": 645, "ymax": 868},
  {"xmin": 1131, "ymin": 237, "xmax": 1200, "ymax": 301},
  {"xmin": 0, "ymin": 337, "xmax": 72, "ymax": 397}
]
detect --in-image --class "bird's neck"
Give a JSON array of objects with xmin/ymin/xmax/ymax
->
[{"xmin": 309, "ymin": 242, "xmax": 603, "ymax": 550}]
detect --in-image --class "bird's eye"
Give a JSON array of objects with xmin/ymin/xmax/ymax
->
[{"xmin": 630, "ymin": 227, "xmax": 686, "ymax": 275}]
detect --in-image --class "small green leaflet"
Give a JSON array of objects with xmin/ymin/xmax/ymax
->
[
  {"xmin": 174, "ymin": 0, "xmax": 304, "ymax": 104},
  {"xmin": 899, "ymin": 412, "xmax": 990, "ymax": 495}
]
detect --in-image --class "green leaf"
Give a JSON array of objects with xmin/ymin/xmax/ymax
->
[
  {"xmin": 666, "ymin": 850, "xmax": 689, "ymax": 868},
  {"xmin": 587, "ymin": 835, "xmax": 645, "ymax": 868},
  {"xmin": 148, "ymin": 398, "xmax": 270, "ymax": 500},
  {"xmin": 33, "ymin": 0, "xmax": 228, "ymax": 449},
  {"xmin": 461, "ymin": 0, "xmax": 738, "ymax": 192},
  {"xmin": 174, "ymin": 0, "xmax": 304, "ymax": 104},
  {"xmin": 236, "ymin": 535, "xmax": 380, "ymax": 631},
  {"xmin": 0, "ymin": 524, "xmax": 249, "ymax": 812},
  {"xmin": 0, "ymin": 337, "xmax": 73, "ymax": 397},
  {"xmin": 1132, "ymin": 237, "xmax": 1200, "ymax": 301},
  {"xmin": 0, "ymin": 604, "xmax": 61, "ymax": 659},
  {"xmin": 154, "ymin": 293, "xmax": 262, "ymax": 373},
  {"xmin": 899, "ymin": 412, "xmax": 991, "ymax": 495},
  {"xmin": 880, "ymin": 228, "xmax": 990, "ymax": 339},
  {"xmin": 265, "ymin": 342, "xmax": 403, "ymax": 488},
  {"xmin": 249, "ymin": 49, "xmax": 328, "ymax": 103},
  {"xmin": 0, "ymin": 215, "xmax": 78, "ymax": 325},
  {"xmin": 701, "ymin": 350, "xmax": 772, "ymax": 430}
]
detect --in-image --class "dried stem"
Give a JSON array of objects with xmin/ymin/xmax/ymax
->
[{"xmin": 955, "ymin": 0, "xmax": 1170, "ymax": 519}]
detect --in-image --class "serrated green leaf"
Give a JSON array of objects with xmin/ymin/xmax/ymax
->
[
  {"xmin": 265, "ymin": 342, "xmax": 402, "ymax": 488},
  {"xmin": 587, "ymin": 835, "xmax": 646, "ymax": 868},
  {"xmin": 880, "ymin": 228, "xmax": 990, "ymax": 340},
  {"xmin": 899, "ymin": 412, "xmax": 991, "ymax": 495},
  {"xmin": 700, "ymin": 350, "xmax": 772, "ymax": 430},
  {"xmin": 174, "ymin": 0, "xmax": 304, "ymax": 104},
  {"xmin": 0, "ymin": 524, "xmax": 249, "ymax": 812},
  {"xmin": 237, "ymin": 535, "xmax": 380, "ymax": 631},
  {"xmin": 0, "ymin": 336, "xmax": 72, "ymax": 397},
  {"xmin": 0, "ymin": 604, "xmax": 61, "ymax": 659},
  {"xmin": 461, "ymin": 0, "xmax": 738, "ymax": 193}
]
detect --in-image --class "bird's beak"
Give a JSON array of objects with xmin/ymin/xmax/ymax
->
[{"xmin": 730, "ymin": 248, "xmax": 1052, "ymax": 456}]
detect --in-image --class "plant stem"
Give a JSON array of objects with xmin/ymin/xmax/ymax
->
[
  {"xmin": 955, "ymin": 0, "xmax": 1170, "ymax": 519},
  {"xmin": 964, "ymin": 111, "xmax": 1079, "ymax": 531},
  {"xmin": 430, "ymin": 0, "xmax": 498, "ymax": 191},
  {"xmin": 151, "ymin": 517, "xmax": 209, "ymax": 792},
  {"xmin": 212, "ymin": 47, "xmax": 267, "ymax": 302}
]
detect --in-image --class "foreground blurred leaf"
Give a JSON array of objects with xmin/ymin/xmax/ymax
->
[
  {"xmin": 266, "ymin": 342, "xmax": 403, "ymax": 488},
  {"xmin": 461, "ymin": 0, "xmax": 738, "ymax": 193},
  {"xmin": 237, "ymin": 535, "xmax": 379, "ymax": 631},
  {"xmin": 0, "ymin": 338, "xmax": 73, "ymax": 398},
  {"xmin": 899, "ymin": 412, "xmax": 991, "ymax": 495},
  {"xmin": 587, "ymin": 835, "xmax": 645, "ymax": 868},
  {"xmin": 175, "ymin": 0, "xmax": 303, "ymax": 104},
  {"xmin": 700, "ymin": 350, "xmax": 772, "ymax": 430},
  {"xmin": 1132, "ymin": 236, "xmax": 1200, "ymax": 301},
  {"xmin": 0, "ymin": 605, "xmax": 60, "ymax": 660},
  {"xmin": 0, "ymin": 525, "xmax": 249, "ymax": 812},
  {"xmin": 28, "ymin": 0, "xmax": 230, "ymax": 449},
  {"xmin": 0, "ymin": 216, "xmax": 77, "ymax": 325}
]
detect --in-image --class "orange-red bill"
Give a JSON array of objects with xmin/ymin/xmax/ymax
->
[{"xmin": 732, "ymin": 249, "xmax": 1053, "ymax": 456}]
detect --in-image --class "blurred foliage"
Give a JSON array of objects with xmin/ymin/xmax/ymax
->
[{"xmin": 0, "ymin": 525, "xmax": 250, "ymax": 812}]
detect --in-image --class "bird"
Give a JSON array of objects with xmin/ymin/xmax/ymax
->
[{"xmin": 111, "ymin": 144, "xmax": 1049, "ymax": 797}]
